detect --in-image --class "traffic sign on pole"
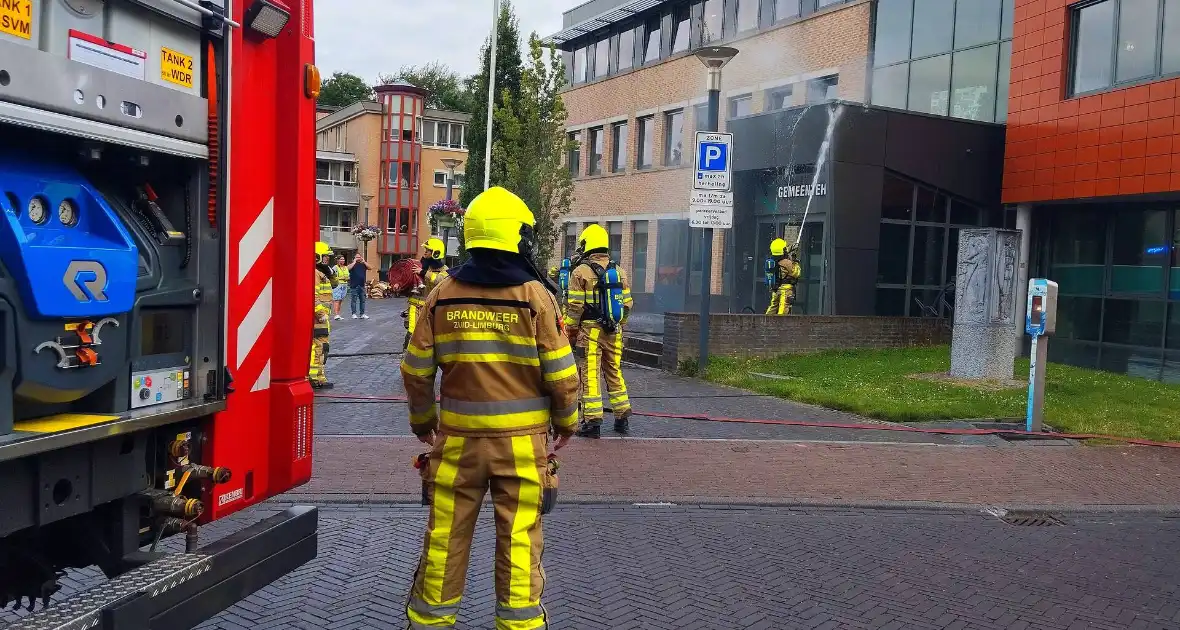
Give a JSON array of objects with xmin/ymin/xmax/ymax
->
[{"xmin": 693, "ymin": 131, "xmax": 732, "ymax": 191}]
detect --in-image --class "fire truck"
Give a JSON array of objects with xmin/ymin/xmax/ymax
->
[{"xmin": 0, "ymin": 0, "xmax": 319, "ymax": 626}]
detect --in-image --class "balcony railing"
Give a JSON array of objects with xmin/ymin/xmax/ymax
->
[
  {"xmin": 319, "ymin": 227, "xmax": 357, "ymax": 251},
  {"xmin": 316, "ymin": 180, "xmax": 360, "ymax": 206}
]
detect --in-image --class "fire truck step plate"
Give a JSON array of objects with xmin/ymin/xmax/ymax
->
[
  {"xmin": 13, "ymin": 414, "xmax": 121, "ymax": 434},
  {"xmin": 6, "ymin": 553, "xmax": 212, "ymax": 630}
]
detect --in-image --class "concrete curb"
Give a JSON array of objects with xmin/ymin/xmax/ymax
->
[{"xmin": 278, "ymin": 493, "xmax": 1180, "ymax": 515}]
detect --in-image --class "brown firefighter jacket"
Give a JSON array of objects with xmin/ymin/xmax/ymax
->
[
  {"xmin": 401, "ymin": 276, "xmax": 581, "ymax": 438},
  {"xmin": 563, "ymin": 252, "xmax": 633, "ymax": 329}
]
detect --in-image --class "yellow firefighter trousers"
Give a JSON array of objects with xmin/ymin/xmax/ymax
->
[
  {"xmin": 765, "ymin": 283, "xmax": 795, "ymax": 316},
  {"xmin": 407, "ymin": 433, "xmax": 551, "ymax": 630},
  {"xmin": 576, "ymin": 325, "xmax": 630, "ymax": 423},
  {"xmin": 308, "ymin": 335, "xmax": 329, "ymax": 384}
]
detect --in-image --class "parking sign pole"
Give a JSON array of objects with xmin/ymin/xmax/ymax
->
[{"xmin": 697, "ymin": 86, "xmax": 720, "ymax": 373}]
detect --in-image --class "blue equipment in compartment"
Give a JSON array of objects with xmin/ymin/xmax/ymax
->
[{"xmin": 0, "ymin": 156, "xmax": 138, "ymax": 318}]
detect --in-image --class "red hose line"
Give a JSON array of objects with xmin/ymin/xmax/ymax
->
[{"xmin": 313, "ymin": 393, "xmax": 1180, "ymax": 449}]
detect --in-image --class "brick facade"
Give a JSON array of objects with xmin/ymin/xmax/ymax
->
[
  {"xmin": 1003, "ymin": 0, "xmax": 1180, "ymax": 202},
  {"xmin": 558, "ymin": 1, "xmax": 872, "ymax": 295},
  {"xmin": 660, "ymin": 313, "xmax": 951, "ymax": 369}
]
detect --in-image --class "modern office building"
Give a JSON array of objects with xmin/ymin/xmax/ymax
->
[
  {"xmin": 548, "ymin": 0, "xmax": 1014, "ymax": 315},
  {"xmin": 314, "ymin": 90, "xmax": 471, "ymax": 280},
  {"xmin": 1003, "ymin": 0, "xmax": 1180, "ymax": 382}
]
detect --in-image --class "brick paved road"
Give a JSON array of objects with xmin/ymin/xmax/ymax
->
[
  {"xmin": 10, "ymin": 503, "xmax": 1180, "ymax": 629},
  {"xmin": 318, "ymin": 300, "xmax": 998, "ymax": 444}
]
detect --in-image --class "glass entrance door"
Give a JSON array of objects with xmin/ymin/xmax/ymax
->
[{"xmin": 752, "ymin": 218, "xmax": 825, "ymax": 314}]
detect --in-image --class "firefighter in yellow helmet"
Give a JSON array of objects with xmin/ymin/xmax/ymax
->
[
  {"xmin": 766, "ymin": 238, "xmax": 802, "ymax": 316},
  {"xmin": 310, "ymin": 241, "xmax": 336, "ymax": 389},
  {"xmin": 403, "ymin": 237, "xmax": 450, "ymax": 349},
  {"xmin": 401, "ymin": 186, "xmax": 579, "ymax": 630},
  {"xmin": 565, "ymin": 223, "xmax": 634, "ymax": 438}
]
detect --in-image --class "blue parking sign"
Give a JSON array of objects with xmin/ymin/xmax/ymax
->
[{"xmin": 697, "ymin": 142, "xmax": 728, "ymax": 172}]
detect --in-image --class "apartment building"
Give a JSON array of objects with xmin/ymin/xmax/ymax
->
[
  {"xmin": 314, "ymin": 85, "xmax": 471, "ymax": 280},
  {"xmin": 1003, "ymin": 0, "xmax": 1180, "ymax": 382}
]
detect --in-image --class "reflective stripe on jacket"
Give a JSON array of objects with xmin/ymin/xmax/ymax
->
[
  {"xmin": 315, "ymin": 269, "xmax": 333, "ymax": 305},
  {"xmin": 401, "ymin": 276, "xmax": 580, "ymax": 438}
]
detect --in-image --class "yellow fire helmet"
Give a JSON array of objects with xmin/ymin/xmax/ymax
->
[
  {"xmin": 315, "ymin": 241, "xmax": 333, "ymax": 257},
  {"xmin": 423, "ymin": 237, "xmax": 446, "ymax": 260},
  {"xmin": 464, "ymin": 187, "xmax": 535, "ymax": 253},
  {"xmin": 578, "ymin": 223, "xmax": 609, "ymax": 253},
  {"xmin": 770, "ymin": 238, "xmax": 787, "ymax": 257}
]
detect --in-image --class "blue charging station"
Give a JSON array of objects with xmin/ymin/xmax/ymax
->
[{"xmin": 1025, "ymin": 278, "xmax": 1059, "ymax": 432}]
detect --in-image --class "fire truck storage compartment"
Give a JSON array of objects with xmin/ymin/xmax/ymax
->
[
  {"xmin": 0, "ymin": 0, "xmax": 211, "ymax": 145},
  {"xmin": 0, "ymin": 122, "xmax": 222, "ymax": 428}
]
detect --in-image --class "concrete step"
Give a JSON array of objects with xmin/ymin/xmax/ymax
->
[{"xmin": 623, "ymin": 347, "xmax": 661, "ymax": 368}]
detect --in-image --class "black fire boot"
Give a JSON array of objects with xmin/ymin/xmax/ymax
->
[
  {"xmin": 576, "ymin": 421, "xmax": 602, "ymax": 439},
  {"xmin": 311, "ymin": 381, "xmax": 334, "ymax": 390},
  {"xmin": 613, "ymin": 410, "xmax": 631, "ymax": 434}
]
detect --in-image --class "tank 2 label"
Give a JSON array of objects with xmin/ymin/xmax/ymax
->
[{"xmin": 161, "ymin": 47, "xmax": 195, "ymax": 89}]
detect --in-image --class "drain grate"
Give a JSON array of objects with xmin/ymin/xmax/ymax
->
[{"xmin": 1000, "ymin": 511, "xmax": 1064, "ymax": 527}]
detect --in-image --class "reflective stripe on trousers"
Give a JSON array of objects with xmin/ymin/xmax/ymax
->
[
  {"xmin": 765, "ymin": 284, "xmax": 793, "ymax": 316},
  {"xmin": 308, "ymin": 335, "xmax": 328, "ymax": 383},
  {"xmin": 578, "ymin": 326, "xmax": 629, "ymax": 422},
  {"xmin": 406, "ymin": 434, "xmax": 550, "ymax": 630}
]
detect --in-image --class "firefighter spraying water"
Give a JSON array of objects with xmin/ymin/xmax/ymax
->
[{"xmin": 765, "ymin": 238, "xmax": 802, "ymax": 316}]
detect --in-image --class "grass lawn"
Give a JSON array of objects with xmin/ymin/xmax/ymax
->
[{"xmin": 703, "ymin": 346, "xmax": 1180, "ymax": 442}]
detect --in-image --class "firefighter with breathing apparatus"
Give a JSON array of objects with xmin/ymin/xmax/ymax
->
[
  {"xmin": 547, "ymin": 257, "xmax": 574, "ymax": 319},
  {"xmin": 403, "ymin": 237, "xmax": 449, "ymax": 349},
  {"xmin": 566, "ymin": 224, "xmax": 634, "ymax": 438},
  {"xmin": 400, "ymin": 186, "xmax": 578, "ymax": 630},
  {"xmin": 310, "ymin": 241, "xmax": 336, "ymax": 388},
  {"xmin": 765, "ymin": 238, "xmax": 802, "ymax": 316}
]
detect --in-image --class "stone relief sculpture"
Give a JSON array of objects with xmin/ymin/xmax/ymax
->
[
  {"xmin": 950, "ymin": 228, "xmax": 1022, "ymax": 381},
  {"xmin": 956, "ymin": 231, "xmax": 989, "ymax": 326},
  {"xmin": 991, "ymin": 233, "xmax": 1018, "ymax": 325}
]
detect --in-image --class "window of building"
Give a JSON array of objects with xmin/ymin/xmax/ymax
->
[
  {"xmin": 315, "ymin": 161, "xmax": 330, "ymax": 180},
  {"xmin": 664, "ymin": 110, "xmax": 685, "ymax": 166},
  {"xmin": 818, "ymin": 0, "xmax": 843, "ymax": 6},
  {"xmin": 437, "ymin": 123, "xmax": 449, "ymax": 147},
  {"xmin": 644, "ymin": 17, "xmax": 661, "ymax": 63},
  {"xmin": 950, "ymin": 43, "xmax": 999, "ymax": 121},
  {"xmin": 612, "ymin": 122, "xmax": 628, "ymax": 173},
  {"xmin": 401, "ymin": 162, "xmax": 412, "ymax": 188},
  {"xmin": 421, "ymin": 120, "xmax": 436, "ymax": 146},
  {"xmin": 1165, "ymin": 0, "xmax": 1180, "ymax": 75},
  {"xmin": 1111, "ymin": 209, "xmax": 1169, "ymax": 295},
  {"xmin": 875, "ymin": 0, "xmax": 913, "ymax": 66},
  {"xmin": 594, "ymin": 35, "xmax": 610, "ymax": 78},
  {"xmin": 728, "ymin": 94, "xmax": 753, "ymax": 118},
  {"xmin": 955, "ymin": 0, "xmax": 1002, "ymax": 49},
  {"xmin": 1116, "ymin": 0, "xmax": 1159, "ymax": 83},
  {"xmin": 911, "ymin": 0, "xmax": 954, "ymax": 58},
  {"xmin": 618, "ymin": 26, "xmax": 635, "ymax": 71},
  {"xmin": 692, "ymin": 103, "xmax": 713, "ymax": 133},
  {"xmin": 703, "ymin": 0, "xmax": 723, "ymax": 42},
  {"xmin": 776, "ymin": 0, "xmax": 801, "ymax": 20},
  {"xmin": 737, "ymin": 0, "xmax": 759, "ymax": 32},
  {"xmin": 564, "ymin": 223, "xmax": 578, "ymax": 259},
  {"xmin": 872, "ymin": 64, "xmax": 909, "ymax": 109},
  {"xmin": 805, "ymin": 75, "xmax": 839, "ymax": 103},
  {"xmin": 632, "ymin": 221, "xmax": 649, "ymax": 293},
  {"xmin": 574, "ymin": 45, "xmax": 588, "ymax": 83},
  {"xmin": 1069, "ymin": 0, "xmax": 1116, "ymax": 94},
  {"xmin": 568, "ymin": 131, "xmax": 582, "ymax": 176},
  {"xmin": 434, "ymin": 171, "xmax": 447, "ymax": 187},
  {"xmin": 766, "ymin": 85, "xmax": 794, "ymax": 110},
  {"xmin": 589, "ymin": 126, "xmax": 605, "ymax": 175},
  {"xmin": 637, "ymin": 116, "xmax": 654, "ymax": 169},
  {"xmin": 908, "ymin": 54, "xmax": 951, "ymax": 115},
  {"xmin": 997, "ymin": 40, "xmax": 1011, "ymax": 122},
  {"xmin": 608, "ymin": 221, "xmax": 623, "ymax": 261},
  {"xmin": 672, "ymin": 5, "xmax": 690, "ymax": 53}
]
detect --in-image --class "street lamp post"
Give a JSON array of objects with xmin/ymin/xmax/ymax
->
[
  {"xmin": 439, "ymin": 158, "xmax": 464, "ymax": 251},
  {"xmin": 484, "ymin": 0, "xmax": 501, "ymax": 192},
  {"xmin": 360, "ymin": 193, "xmax": 374, "ymax": 260},
  {"xmin": 693, "ymin": 46, "xmax": 738, "ymax": 373}
]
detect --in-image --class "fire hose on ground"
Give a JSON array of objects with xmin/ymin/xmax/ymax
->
[{"xmin": 312, "ymin": 393, "xmax": 1180, "ymax": 450}]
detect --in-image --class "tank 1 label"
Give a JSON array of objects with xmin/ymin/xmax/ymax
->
[
  {"xmin": 0, "ymin": 0, "xmax": 32, "ymax": 40},
  {"xmin": 161, "ymin": 46, "xmax": 195, "ymax": 89}
]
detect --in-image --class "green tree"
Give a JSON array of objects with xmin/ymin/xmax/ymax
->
[
  {"xmin": 378, "ymin": 62, "xmax": 477, "ymax": 113},
  {"xmin": 460, "ymin": 0, "xmax": 523, "ymax": 209},
  {"xmin": 493, "ymin": 35, "xmax": 576, "ymax": 266},
  {"xmin": 317, "ymin": 71, "xmax": 373, "ymax": 107}
]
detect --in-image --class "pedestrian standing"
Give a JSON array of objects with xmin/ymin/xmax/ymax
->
[
  {"xmin": 401, "ymin": 186, "xmax": 579, "ymax": 630},
  {"xmin": 348, "ymin": 253, "xmax": 372, "ymax": 319},
  {"xmin": 331, "ymin": 255, "xmax": 349, "ymax": 320}
]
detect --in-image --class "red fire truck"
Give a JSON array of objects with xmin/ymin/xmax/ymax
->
[{"xmin": 0, "ymin": 0, "xmax": 319, "ymax": 626}]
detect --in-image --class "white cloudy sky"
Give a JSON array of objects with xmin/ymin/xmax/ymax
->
[{"xmin": 313, "ymin": 1, "xmax": 576, "ymax": 83}]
